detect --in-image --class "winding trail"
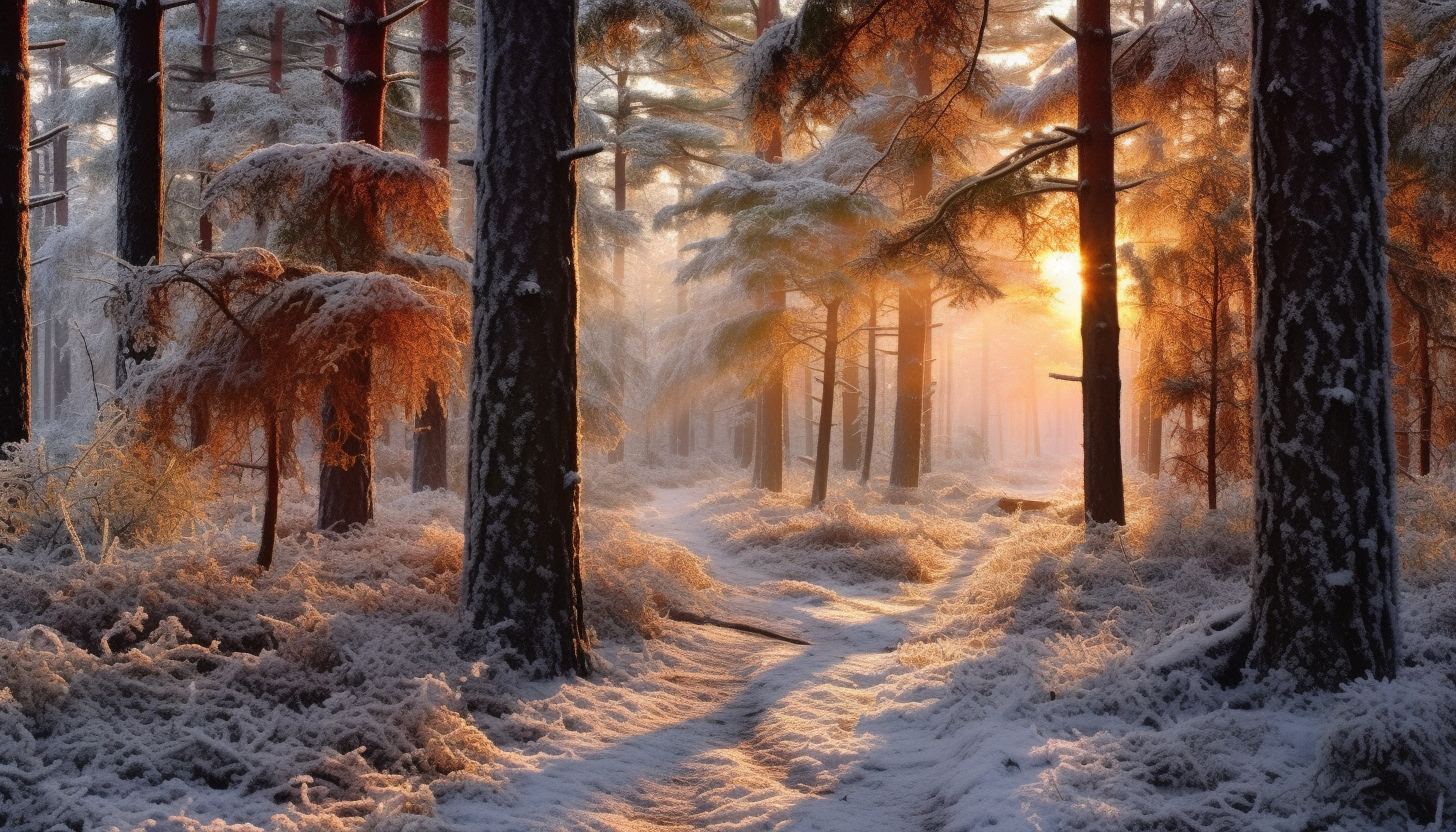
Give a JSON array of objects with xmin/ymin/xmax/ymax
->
[{"xmin": 442, "ymin": 483, "xmax": 986, "ymax": 832}]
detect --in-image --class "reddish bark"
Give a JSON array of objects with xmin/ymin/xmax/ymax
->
[
  {"xmin": 339, "ymin": 0, "xmax": 387, "ymax": 146},
  {"xmin": 412, "ymin": 0, "xmax": 452, "ymax": 491},
  {"xmin": 1076, "ymin": 0, "xmax": 1126, "ymax": 524}
]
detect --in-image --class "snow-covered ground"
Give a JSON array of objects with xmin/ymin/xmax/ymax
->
[{"xmin": 4, "ymin": 456, "xmax": 1456, "ymax": 831}]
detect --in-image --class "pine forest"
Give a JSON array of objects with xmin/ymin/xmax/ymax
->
[{"xmin": 2, "ymin": 0, "xmax": 1455, "ymax": 828}]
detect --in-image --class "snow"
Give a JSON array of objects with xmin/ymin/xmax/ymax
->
[{"xmin": 3, "ymin": 454, "xmax": 1455, "ymax": 830}]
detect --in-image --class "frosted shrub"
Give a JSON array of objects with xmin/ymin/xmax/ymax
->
[
  {"xmin": 1396, "ymin": 471, "xmax": 1456, "ymax": 585},
  {"xmin": 714, "ymin": 497, "xmax": 966, "ymax": 583},
  {"xmin": 582, "ymin": 513, "xmax": 719, "ymax": 640},
  {"xmin": 0, "ymin": 408, "xmax": 205, "ymax": 559},
  {"xmin": 1312, "ymin": 670, "xmax": 1456, "ymax": 824}
]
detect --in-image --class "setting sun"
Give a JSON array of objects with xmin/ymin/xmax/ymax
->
[{"xmin": 1038, "ymin": 251, "xmax": 1083, "ymax": 320}]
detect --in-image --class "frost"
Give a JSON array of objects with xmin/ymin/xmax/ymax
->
[{"xmin": 1319, "ymin": 386, "xmax": 1356, "ymax": 403}]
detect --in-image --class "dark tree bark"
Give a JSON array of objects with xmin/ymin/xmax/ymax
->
[
  {"xmin": 318, "ymin": 349, "xmax": 374, "ymax": 531},
  {"xmin": 411, "ymin": 0, "xmax": 452, "ymax": 492},
  {"xmin": 1417, "ymin": 314, "xmax": 1432, "ymax": 476},
  {"xmin": 810, "ymin": 298, "xmax": 840, "ymax": 507},
  {"xmin": 196, "ymin": 0, "xmax": 216, "ymax": 252},
  {"xmin": 268, "ymin": 6, "xmax": 284, "ymax": 94},
  {"xmin": 1076, "ymin": 0, "xmax": 1126, "ymax": 524},
  {"xmin": 1246, "ymin": 0, "xmax": 1399, "ymax": 687},
  {"xmin": 115, "ymin": 0, "xmax": 167, "ymax": 389},
  {"xmin": 258, "ymin": 410, "xmax": 282, "ymax": 569},
  {"xmin": 190, "ymin": 3, "xmax": 218, "ymax": 448},
  {"xmin": 0, "ymin": 1, "xmax": 30, "ymax": 446},
  {"xmin": 464, "ymin": 0, "xmax": 591, "ymax": 677},
  {"xmin": 860, "ymin": 296, "xmax": 879, "ymax": 484},
  {"xmin": 752, "ymin": 0, "xmax": 785, "ymax": 493},
  {"xmin": 889, "ymin": 283, "xmax": 928, "ymax": 494},
  {"xmin": 841, "ymin": 330, "xmax": 862, "ymax": 470}
]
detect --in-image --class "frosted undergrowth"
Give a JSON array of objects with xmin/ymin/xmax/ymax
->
[
  {"xmin": 701, "ymin": 474, "xmax": 978, "ymax": 584},
  {"xmin": 905, "ymin": 474, "xmax": 1456, "ymax": 832},
  {"xmin": 0, "ymin": 455, "xmax": 717, "ymax": 831}
]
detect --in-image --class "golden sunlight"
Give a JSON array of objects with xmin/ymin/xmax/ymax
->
[{"xmin": 1037, "ymin": 251, "xmax": 1082, "ymax": 320}]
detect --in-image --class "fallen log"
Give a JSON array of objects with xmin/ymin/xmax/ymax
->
[
  {"xmin": 665, "ymin": 609, "xmax": 811, "ymax": 646},
  {"xmin": 996, "ymin": 497, "xmax": 1054, "ymax": 514}
]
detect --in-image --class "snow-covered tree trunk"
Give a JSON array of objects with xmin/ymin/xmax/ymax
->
[
  {"xmin": 1077, "ymin": 0, "xmax": 1126, "ymax": 524},
  {"xmin": 1247, "ymin": 0, "xmax": 1399, "ymax": 687},
  {"xmin": 0, "ymin": 0, "xmax": 30, "ymax": 446},
  {"xmin": 411, "ymin": 0, "xmax": 451, "ymax": 492},
  {"xmin": 115, "ymin": 0, "xmax": 167, "ymax": 389},
  {"xmin": 463, "ymin": 0, "xmax": 591, "ymax": 677},
  {"xmin": 810, "ymin": 298, "xmax": 840, "ymax": 507}
]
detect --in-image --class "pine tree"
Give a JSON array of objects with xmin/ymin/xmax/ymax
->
[
  {"xmin": 463, "ymin": 0, "xmax": 592, "ymax": 677},
  {"xmin": 0, "ymin": 0, "xmax": 31, "ymax": 447},
  {"xmin": 1245, "ymin": 0, "xmax": 1399, "ymax": 687}
]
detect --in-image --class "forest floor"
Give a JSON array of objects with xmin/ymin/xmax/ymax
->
[
  {"xmin": 5, "ymin": 454, "xmax": 1456, "ymax": 831},
  {"xmin": 444, "ymin": 480, "xmax": 997, "ymax": 831}
]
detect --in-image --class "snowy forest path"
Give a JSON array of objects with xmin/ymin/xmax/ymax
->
[
  {"xmin": 584, "ymin": 483, "xmax": 979, "ymax": 831},
  {"xmin": 441, "ymin": 481, "xmax": 982, "ymax": 832}
]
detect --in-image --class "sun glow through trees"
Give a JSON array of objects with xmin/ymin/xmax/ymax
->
[{"xmin": 1037, "ymin": 250, "xmax": 1082, "ymax": 321}]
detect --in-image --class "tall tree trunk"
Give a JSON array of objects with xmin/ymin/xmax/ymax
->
[
  {"xmin": 464, "ymin": 0, "xmax": 590, "ymax": 677},
  {"xmin": 607, "ymin": 70, "xmax": 629, "ymax": 463},
  {"xmin": 979, "ymin": 318, "xmax": 990, "ymax": 460},
  {"xmin": 670, "ymin": 285, "xmax": 691, "ymax": 456},
  {"xmin": 196, "ymin": 0, "xmax": 215, "ymax": 252},
  {"xmin": 1147, "ymin": 412, "xmax": 1162, "ymax": 476},
  {"xmin": 860, "ymin": 296, "xmax": 878, "ymax": 484},
  {"xmin": 319, "ymin": 0, "xmax": 391, "ymax": 529},
  {"xmin": 890, "ymin": 286, "xmax": 928, "ymax": 494},
  {"xmin": 921, "ymin": 303, "xmax": 933, "ymax": 472},
  {"xmin": 0, "ymin": 2, "xmax": 29, "ymax": 446},
  {"xmin": 411, "ymin": 0, "xmax": 452, "ymax": 491},
  {"xmin": 115, "ymin": 0, "xmax": 166, "ymax": 389},
  {"xmin": 1207, "ymin": 245, "xmax": 1220, "ymax": 510},
  {"xmin": 889, "ymin": 52, "xmax": 933, "ymax": 496},
  {"xmin": 1246, "ymin": 0, "xmax": 1398, "ymax": 687},
  {"xmin": 752, "ymin": 0, "xmax": 785, "ymax": 492},
  {"xmin": 841, "ymin": 329, "xmax": 862, "ymax": 470},
  {"xmin": 803, "ymin": 363, "xmax": 814, "ymax": 458},
  {"xmin": 339, "ymin": 0, "xmax": 387, "ymax": 146},
  {"xmin": 1418, "ymin": 313, "xmax": 1432, "ymax": 477},
  {"xmin": 1077, "ymin": 0, "xmax": 1126, "ymax": 524},
  {"xmin": 736, "ymin": 399, "xmax": 755, "ymax": 468},
  {"xmin": 318, "ymin": 348, "xmax": 374, "ymax": 530},
  {"xmin": 258, "ymin": 410, "xmax": 281, "ymax": 569},
  {"xmin": 268, "ymin": 7, "xmax": 284, "ymax": 92},
  {"xmin": 810, "ymin": 299, "xmax": 840, "ymax": 506}
]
